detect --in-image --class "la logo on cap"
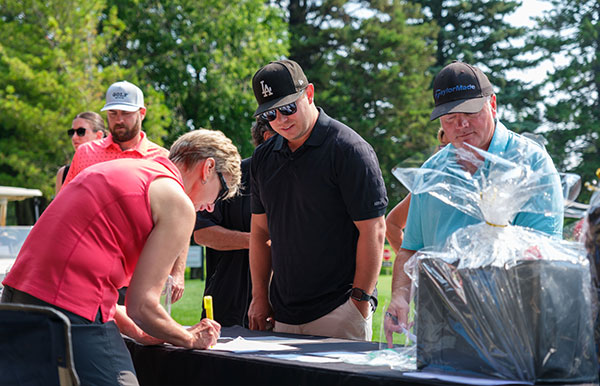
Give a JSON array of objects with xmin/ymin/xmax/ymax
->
[{"xmin": 260, "ymin": 80, "xmax": 273, "ymax": 98}]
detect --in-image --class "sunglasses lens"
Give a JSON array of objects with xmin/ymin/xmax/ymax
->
[
  {"xmin": 214, "ymin": 172, "xmax": 229, "ymax": 204},
  {"xmin": 261, "ymin": 110, "xmax": 277, "ymax": 122},
  {"xmin": 259, "ymin": 90, "xmax": 304, "ymax": 122},
  {"xmin": 259, "ymin": 102, "xmax": 298, "ymax": 122},
  {"xmin": 68, "ymin": 128, "xmax": 87, "ymax": 137},
  {"xmin": 278, "ymin": 102, "xmax": 297, "ymax": 116}
]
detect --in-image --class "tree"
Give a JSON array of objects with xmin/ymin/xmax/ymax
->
[
  {"xmin": 0, "ymin": 0, "xmax": 171, "ymax": 198},
  {"xmin": 532, "ymin": 0, "xmax": 600, "ymax": 200},
  {"xmin": 99, "ymin": 0, "xmax": 288, "ymax": 157},
  {"xmin": 410, "ymin": 0, "xmax": 544, "ymax": 133},
  {"xmin": 0, "ymin": 0, "xmax": 112, "ymax": 197},
  {"xmin": 275, "ymin": 0, "xmax": 438, "ymax": 205}
]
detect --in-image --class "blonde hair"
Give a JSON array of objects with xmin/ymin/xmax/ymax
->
[{"xmin": 169, "ymin": 129, "xmax": 242, "ymax": 198}]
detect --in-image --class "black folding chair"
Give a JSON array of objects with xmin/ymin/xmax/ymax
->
[{"xmin": 0, "ymin": 303, "xmax": 80, "ymax": 386}]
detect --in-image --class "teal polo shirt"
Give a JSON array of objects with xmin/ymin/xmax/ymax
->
[{"xmin": 402, "ymin": 121, "xmax": 564, "ymax": 251}]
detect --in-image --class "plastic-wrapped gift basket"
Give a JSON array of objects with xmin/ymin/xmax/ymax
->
[
  {"xmin": 393, "ymin": 142, "xmax": 598, "ymax": 383},
  {"xmin": 582, "ymin": 190, "xmax": 600, "ymax": 374}
]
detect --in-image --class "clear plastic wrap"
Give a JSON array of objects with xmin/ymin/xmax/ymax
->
[
  {"xmin": 582, "ymin": 190, "xmax": 600, "ymax": 373},
  {"xmin": 393, "ymin": 143, "xmax": 598, "ymax": 383},
  {"xmin": 393, "ymin": 142, "xmax": 559, "ymax": 235}
]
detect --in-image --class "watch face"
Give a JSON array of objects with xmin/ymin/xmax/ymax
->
[{"xmin": 351, "ymin": 288, "xmax": 369, "ymax": 301}]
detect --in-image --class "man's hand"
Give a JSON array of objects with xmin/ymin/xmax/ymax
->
[
  {"xmin": 169, "ymin": 245, "xmax": 188, "ymax": 303},
  {"xmin": 247, "ymin": 296, "xmax": 274, "ymax": 331},
  {"xmin": 188, "ymin": 318, "xmax": 221, "ymax": 349},
  {"xmin": 248, "ymin": 213, "xmax": 273, "ymax": 331},
  {"xmin": 386, "ymin": 248, "xmax": 416, "ymax": 348},
  {"xmin": 170, "ymin": 273, "xmax": 185, "ymax": 303},
  {"xmin": 384, "ymin": 289, "xmax": 411, "ymax": 348}
]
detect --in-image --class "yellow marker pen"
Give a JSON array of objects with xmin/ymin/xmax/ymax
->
[{"xmin": 203, "ymin": 295, "xmax": 214, "ymax": 320}]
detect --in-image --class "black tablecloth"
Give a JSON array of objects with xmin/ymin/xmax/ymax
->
[
  {"xmin": 125, "ymin": 326, "xmax": 449, "ymax": 386},
  {"xmin": 126, "ymin": 326, "xmax": 599, "ymax": 386}
]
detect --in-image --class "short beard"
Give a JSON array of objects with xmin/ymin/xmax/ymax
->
[{"xmin": 110, "ymin": 115, "xmax": 141, "ymax": 143}]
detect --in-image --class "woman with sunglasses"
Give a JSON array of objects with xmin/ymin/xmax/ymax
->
[
  {"xmin": 55, "ymin": 111, "xmax": 106, "ymax": 193},
  {"xmin": 3, "ymin": 129, "xmax": 241, "ymax": 385}
]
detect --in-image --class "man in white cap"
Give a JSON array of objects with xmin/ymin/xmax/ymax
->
[
  {"xmin": 61, "ymin": 81, "xmax": 185, "ymax": 301},
  {"xmin": 61, "ymin": 81, "xmax": 169, "ymax": 188}
]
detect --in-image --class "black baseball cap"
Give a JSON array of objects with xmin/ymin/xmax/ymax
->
[
  {"xmin": 430, "ymin": 61, "xmax": 494, "ymax": 120},
  {"xmin": 252, "ymin": 60, "xmax": 308, "ymax": 117}
]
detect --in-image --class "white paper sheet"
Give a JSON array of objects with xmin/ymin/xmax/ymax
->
[
  {"xmin": 244, "ymin": 336, "xmax": 317, "ymax": 345},
  {"xmin": 210, "ymin": 336, "xmax": 297, "ymax": 353},
  {"xmin": 311, "ymin": 350, "xmax": 373, "ymax": 362},
  {"xmin": 264, "ymin": 353, "xmax": 342, "ymax": 363}
]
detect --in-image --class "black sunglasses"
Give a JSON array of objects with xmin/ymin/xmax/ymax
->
[
  {"xmin": 260, "ymin": 102, "xmax": 298, "ymax": 122},
  {"xmin": 259, "ymin": 90, "xmax": 306, "ymax": 122},
  {"xmin": 214, "ymin": 172, "xmax": 229, "ymax": 204},
  {"xmin": 67, "ymin": 127, "xmax": 88, "ymax": 137}
]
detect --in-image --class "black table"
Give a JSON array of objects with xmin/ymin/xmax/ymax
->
[{"xmin": 124, "ymin": 326, "xmax": 529, "ymax": 386}]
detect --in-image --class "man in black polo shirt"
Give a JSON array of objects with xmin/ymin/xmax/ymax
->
[
  {"xmin": 194, "ymin": 119, "xmax": 275, "ymax": 327},
  {"xmin": 248, "ymin": 59, "xmax": 388, "ymax": 340}
]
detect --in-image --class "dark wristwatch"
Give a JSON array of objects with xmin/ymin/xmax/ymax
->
[{"xmin": 350, "ymin": 287, "xmax": 373, "ymax": 302}]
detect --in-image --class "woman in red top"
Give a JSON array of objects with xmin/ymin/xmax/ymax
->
[{"xmin": 2, "ymin": 129, "xmax": 241, "ymax": 386}]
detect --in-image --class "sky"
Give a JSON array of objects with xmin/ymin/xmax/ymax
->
[
  {"xmin": 508, "ymin": 0, "xmax": 553, "ymax": 27},
  {"xmin": 505, "ymin": 0, "xmax": 560, "ymax": 85}
]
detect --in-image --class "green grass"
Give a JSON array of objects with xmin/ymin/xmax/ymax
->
[
  {"xmin": 172, "ymin": 254, "xmax": 409, "ymax": 346},
  {"xmin": 171, "ymin": 276, "xmax": 205, "ymax": 326}
]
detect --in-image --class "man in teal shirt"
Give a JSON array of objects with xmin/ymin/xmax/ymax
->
[{"xmin": 384, "ymin": 61, "xmax": 563, "ymax": 346}]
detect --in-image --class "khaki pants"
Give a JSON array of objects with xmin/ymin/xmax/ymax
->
[{"xmin": 274, "ymin": 298, "xmax": 373, "ymax": 341}]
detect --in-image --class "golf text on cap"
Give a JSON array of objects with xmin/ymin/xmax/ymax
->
[
  {"xmin": 261, "ymin": 80, "xmax": 273, "ymax": 98},
  {"xmin": 435, "ymin": 84, "xmax": 476, "ymax": 100},
  {"xmin": 112, "ymin": 91, "xmax": 129, "ymax": 100}
]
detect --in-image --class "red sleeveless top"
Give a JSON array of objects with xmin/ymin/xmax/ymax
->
[{"xmin": 3, "ymin": 157, "xmax": 183, "ymax": 322}]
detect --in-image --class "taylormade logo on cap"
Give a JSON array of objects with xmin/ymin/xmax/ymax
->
[
  {"xmin": 101, "ymin": 81, "xmax": 145, "ymax": 112},
  {"xmin": 435, "ymin": 84, "xmax": 476, "ymax": 99}
]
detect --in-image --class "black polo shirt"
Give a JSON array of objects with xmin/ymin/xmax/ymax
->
[
  {"xmin": 195, "ymin": 158, "xmax": 252, "ymax": 327},
  {"xmin": 250, "ymin": 108, "xmax": 388, "ymax": 324}
]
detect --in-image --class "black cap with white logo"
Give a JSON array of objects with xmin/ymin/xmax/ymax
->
[
  {"xmin": 430, "ymin": 61, "xmax": 494, "ymax": 121},
  {"xmin": 252, "ymin": 60, "xmax": 308, "ymax": 117}
]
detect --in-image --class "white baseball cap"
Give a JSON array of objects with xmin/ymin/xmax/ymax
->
[{"xmin": 101, "ymin": 81, "xmax": 145, "ymax": 112}]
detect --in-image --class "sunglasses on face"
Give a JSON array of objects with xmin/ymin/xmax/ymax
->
[
  {"xmin": 260, "ymin": 102, "xmax": 298, "ymax": 122},
  {"xmin": 214, "ymin": 171, "xmax": 229, "ymax": 204},
  {"xmin": 259, "ymin": 90, "xmax": 305, "ymax": 122},
  {"xmin": 67, "ymin": 127, "xmax": 88, "ymax": 137}
]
